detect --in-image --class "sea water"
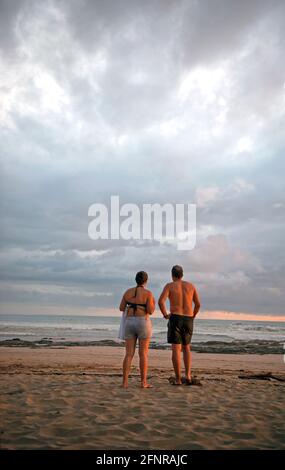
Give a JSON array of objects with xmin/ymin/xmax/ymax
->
[{"xmin": 0, "ymin": 314, "xmax": 284, "ymax": 348}]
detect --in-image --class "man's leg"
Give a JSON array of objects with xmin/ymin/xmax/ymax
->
[
  {"xmin": 139, "ymin": 338, "xmax": 152, "ymax": 388},
  {"xmin": 122, "ymin": 338, "xmax": 136, "ymax": 388},
  {"xmin": 182, "ymin": 344, "xmax": 192, "ymax": 380},
  {"xmin": 172, "ymin": 344, "xmax": 182, "ymax": 384}
]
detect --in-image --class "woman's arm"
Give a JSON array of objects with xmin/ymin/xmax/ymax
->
[
  {"xmin": 146, "ymin": 292, "xmax": 155, "ymax": 315},
  {"xmin": 119, "ymin": 292, "xmax": 127, "ymax": 312}
]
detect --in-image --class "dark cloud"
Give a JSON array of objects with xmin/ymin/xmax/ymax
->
[{"xmin": 0, "ymin": 0, "xmax": 26, "ymax": 54}]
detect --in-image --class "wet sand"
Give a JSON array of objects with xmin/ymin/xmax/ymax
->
[{"xmin": 0, "ymin": 346, "xmax": 284, "ymax": 449}]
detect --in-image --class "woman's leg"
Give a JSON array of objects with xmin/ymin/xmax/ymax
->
[
  {"xmin": 138, "ymin": 338, "xmax": 152, "ymax": 388},
  {"xmin": 122, "ymin": 338, "xmax": 137, "ymax": 388}
]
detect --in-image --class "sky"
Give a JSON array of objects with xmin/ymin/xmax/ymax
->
[{"xmin": 0, "ymin": 0, "xmax": 285, "ymax": 320}]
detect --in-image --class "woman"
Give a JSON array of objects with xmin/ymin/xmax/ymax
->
[{"xmin": 119, "ymin": 271, "xmax": 155, "ymax": 388}]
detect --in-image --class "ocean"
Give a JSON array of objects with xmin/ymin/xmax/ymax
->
[{"xmin": 0, "ymin": 314, "xmax": 284, "ymax": 354}]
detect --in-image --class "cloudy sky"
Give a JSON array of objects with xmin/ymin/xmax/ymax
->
[{"xmin": 0, "ymin": 0, "xmax": 285, "ymax": 320}]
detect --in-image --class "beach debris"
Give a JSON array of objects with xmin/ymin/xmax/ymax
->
[{"xmin": 238, "ymin": 372, "xmax": 285, "ymax": 382}]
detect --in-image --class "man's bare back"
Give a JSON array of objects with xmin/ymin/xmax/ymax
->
[{"xmin": 159, "ymin": 280, "xmax": 200, "ymax": 317}]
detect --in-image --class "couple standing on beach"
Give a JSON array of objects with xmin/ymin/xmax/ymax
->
[{"xmin": 119, "ymin": 265, "xmax": 201, "ymax": 388}]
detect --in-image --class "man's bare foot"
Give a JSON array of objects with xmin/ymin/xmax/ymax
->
[
  {"xmin": 141, "ymin": 383, "xmax": 153, "ymax": 388},
  {"xmin": 175, "ymin": 376, "xmax": 183, "ymax": 385},
  {"xmin": 184, "ymin": 377, "xmax": 202, "ymax": 386},
  {"xmin": 168, "ymin": 376, "xmax": 182, "ymax": 385}
]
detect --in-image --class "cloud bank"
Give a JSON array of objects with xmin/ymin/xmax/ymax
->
[{"xmin": 0, "ymin": 0, "xmax": 285, "ymax": 318}]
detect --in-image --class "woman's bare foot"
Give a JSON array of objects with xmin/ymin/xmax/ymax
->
[
  {"xmin": 122, "ymin": 382, "xmax": 128, "ymax": 389},
  {"xmin": 141, "ymin": 383, "xmax": 153, "ymax": 388}
]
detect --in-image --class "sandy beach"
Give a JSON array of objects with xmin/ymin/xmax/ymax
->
[{"xmin": 0, "ymin": 346, "xmax": 284, "ymax": 450}]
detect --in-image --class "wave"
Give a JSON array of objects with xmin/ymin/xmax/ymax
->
[
  {"xmin": 243, "ymin": 325, "xmax": 285, "ymax": 332},
  {"xmin": 0, "ymin": 323, "xmax": 111, "ymax": 332}
]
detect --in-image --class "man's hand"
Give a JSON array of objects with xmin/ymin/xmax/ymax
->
[{"xmin": 164, "ymin": 313, "xmax": 171, "ymax": 320}]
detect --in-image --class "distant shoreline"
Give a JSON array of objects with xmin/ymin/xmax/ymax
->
[{"xmin": 0, "ymin": 337, "xmax": 283, "ymax": 354}]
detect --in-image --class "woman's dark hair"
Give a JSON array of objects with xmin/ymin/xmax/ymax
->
[
  {"xmin": 135, "ymin": 271, "xmax": 148, "ymax": 285},
  {"xmin": 171, "ymin": 265, "xmax": 183, "ymax": 279}
]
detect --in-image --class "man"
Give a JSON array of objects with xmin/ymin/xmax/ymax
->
[{"xmin": 158, "ymin": 265, "xmax": 201, "ymax": 385}]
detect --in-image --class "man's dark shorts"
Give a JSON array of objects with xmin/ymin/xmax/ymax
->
[{"xmin": 167, "ymin": 314, "xmax": 194, "ymax": 345}]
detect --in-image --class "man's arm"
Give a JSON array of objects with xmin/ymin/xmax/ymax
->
[
  {"xmin": 158, "ymin": 284, "xmax": 170, "ymax": 319},
  {"xmin": 193, "ymin": 287, "xmax": 201, "ymax": 318}
]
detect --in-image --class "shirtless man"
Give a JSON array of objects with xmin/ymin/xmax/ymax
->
[{"xmin": 158, "ymin": 265, "xmax": 201, "ymax": 385}]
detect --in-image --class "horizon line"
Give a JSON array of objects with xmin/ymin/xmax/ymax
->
[{"xmin": 0, "ymin": 304, "xmax": 284, "ymax": 322}]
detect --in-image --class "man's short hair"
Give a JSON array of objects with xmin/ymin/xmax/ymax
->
[
  {"xmin": 171, "ymin": 265, "xmax": 183, "ymax": 279},
  {"xmin": 135, "ymin": 271, "xmax": 148, "ymax": 285}
]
